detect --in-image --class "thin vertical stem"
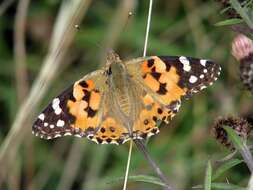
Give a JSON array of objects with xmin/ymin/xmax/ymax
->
[
  {"xmin": 143, "ymin": 0, "xmax": 153, "ymax": 57},
  {"xmin": 138, "ymin": 0, "xmax": 173, "ymax": 189},
  {"xmin": 123, "ymin": 140, "xmax": 133, "ymax": 190},
  {"xmin": 122, "ymin": 1, "xmax": 152, "ymax": 189},
  {"xmin": 134, "ymin": 140, "xmax": 174, "ymax": 190}
]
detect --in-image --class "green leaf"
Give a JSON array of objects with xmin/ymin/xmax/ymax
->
[
  {"xmin": 204, "ymin": 160, "xmax": 212, "ymax": 190},
  {"xmin": 193, "ymin": 183, "xmax": 247, "ymax": 190},
  {"xmin": 212, "ymin": 182, "xmax": 247, "ymax": 190},
  {"xmin": 224, "ymin": 126, "xmax": 244, "ymax": 150},
  {"xmin": 214, "ymin": 18, "xmax": 243, "ymax": 26},
  {"xmin": 107, "ymin": 175, "xmax": 166, "ymax": 187},
  {"xmin": 212, "ymin": 159, "xmax": 243, "ymax": 180},
  {"xmin": 230, "ymin": 0, "xmax": 253, "ymax": 28}
]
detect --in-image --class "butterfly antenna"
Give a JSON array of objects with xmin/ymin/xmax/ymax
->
[
  {"xmin": 122, "ymin": 140, "xmax": 133, "ymax": 190},
  {"xmin": 122, "ymin": 11, "xmax": 134, "ymax": 32}
]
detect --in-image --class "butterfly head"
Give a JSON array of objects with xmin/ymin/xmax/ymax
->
[
  {"xmin": 106, "ymin": 50, "xmax": 121, "ymax": 66},
  {"xmin": 106, "ymin": 50, "xmax": 126, "ymax": 76}
]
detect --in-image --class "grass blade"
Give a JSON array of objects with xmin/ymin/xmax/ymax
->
[
  {"xmin": 212, "ymin": 159, "xmax": 243, "ymax": 180},
  {"xmin": 107, "ymin": 174, "xmax": 166, "ymax": 187},
  {"xmin": 224, "ymin": 126, "xmax": 244, "ymax": 150},
  {"xmin": 193, "ymin": 182, "xmax": 247, "ymax": 190},
  {"xmin": 204, "ymin": 160, "xmax": 212, "ymax": 190},
  {"xmin": 224, "ymin": 126, "xmax": 253, "ymax": 172},
  {"xmin": 230, "ymin": 0, "xmax": 253, "ymax": 28},
  {"xmin": 212, "ymin": 182, "xmax": 247, "ymax": 190},
  {"xmin": 214, "ymin": 18, "xmax": 243, "ymax": 26}
]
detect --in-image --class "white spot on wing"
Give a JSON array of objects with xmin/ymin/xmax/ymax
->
[
  {"xmin": 179, "ymin": 56, "xmax": 191, "ymax": 72},
  {"xmin": 55, "ymin": 107, "xmax": 62, "ymax": 115},
  {"xmin": 38, "ymin": 113, "xmax": 45, "ymax": 121},
  {"xmin": 110, "ymin": 141, "xmax": 119, "ymax": 145},
  {"xmin": 200, "ymin": 86, "xmax": 207, "ymax": 90},
  {"xmin": 200, "ymin": 59, "xmax": 207, "ymax": 67},
  {"xmin": 56, "ymin": 119, "xmax": 65, "ymax": 127},
  {"xmin": 52, "ymin": 98, "xmax": 60, "ymax": 109},
  {"xmin": 50, "ymin": 124, "xmax": 54, "ymax": 129},
  {"xmin": 54, "ymin": 134, "xmax": 62, "ymax": 138},
  {"xmin": 51, "ymin": 98, "xmax": 62, "ymax": 115},
  {"xmin": 44, "ymin": 122, "xmax": 48, "ymax": 127},
  {"xmin": 200, "ymin": 74, "xmax": 204, "ymax": 79},
  {"xmin": 189, "ymin": 75, "xmax": 198, "ymax": 83},
  {"xmin": 203, "ymin": 69, "xmax": 207, "ymax": 73}
]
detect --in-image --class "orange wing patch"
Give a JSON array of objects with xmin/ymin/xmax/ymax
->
[
  {"xmin": 133, "ymin": 93, "xmax": 176, "ymax": 139},
  {"xmin": 67, "ymin": 79, "xmax": 102, "ymax": 136},
  {"xmin": 93, "ymin": 117, "xmax": 129, "ymax": 144},
  {"xmin": 142, "ymin": 57, "xmax": 186, "ymax": 105},
  {"xmin": 67, "ymin": 79, "xmax": 131, "ymax": 145}
]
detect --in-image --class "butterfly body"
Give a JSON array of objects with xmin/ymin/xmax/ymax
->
[{"xmin": 33, "ymin": 52, "xmax": 221, "ymax": 145}]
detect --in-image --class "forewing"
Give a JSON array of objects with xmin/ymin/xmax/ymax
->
[
  {"xmin": 32, "ymin": 70, "xmax": 107, "ymax": 140},
  {"xmin": 127, "ymin": 55, "xmax": 220, "ymax": 105}
]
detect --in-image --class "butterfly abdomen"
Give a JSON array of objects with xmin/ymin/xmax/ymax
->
[{"xmin": 117, "ymin": 94, "xmax": 131, "ymax": 115}]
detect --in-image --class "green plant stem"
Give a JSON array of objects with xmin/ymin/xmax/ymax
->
[
  {"xmin": 123, "ymin": 140, "xmax": 133, "ymax": 190},
  {"xmin": 134, "ymin": 139, "xmax": 174, "ymax": 190},
  {"xmin": 143, "ymin": 0, "xmax": 153, "ymax": 57},
  {"xmin": 239, "ymin": 143, "xmax": 253, "ymax": 173}
]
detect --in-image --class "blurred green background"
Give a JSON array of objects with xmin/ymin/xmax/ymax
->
[{"xmin": 0, "ymin": 0, "xmax": 252, "ymax": 189}]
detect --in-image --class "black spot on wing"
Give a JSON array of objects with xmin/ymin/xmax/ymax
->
[
  {"xmin": 85, "ymin": 107, "xmax": 97, "ymax": 117},
  {"xmin": 79, "ymin": 81, "xmax": 89, "ymax": 88},
  {"xmin": 147, "ymin": 59, "xmax": 154, "ymax": 68},
  {"xmin": 151, "ymin": 72, "xmax": 161, "ymax": 80},
  {"xmin": 158, "ymin": 56, "xmax": 221, "ymax": 97},
  {"xmin": 82, "ymin": 90, "xmax": 90, "ymax": 102},
  {"xmin": 157, "ymin": 83, "xmax": 167, "ymax": 95}
]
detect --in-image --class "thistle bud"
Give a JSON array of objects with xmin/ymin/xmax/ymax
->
[
  {"xmin": 212, "ymin": 116, "xmax": 250, "ymax": 150},
  {"xmin": 232, "ymin": 34, "xmax": 253, "ymax": 93}
]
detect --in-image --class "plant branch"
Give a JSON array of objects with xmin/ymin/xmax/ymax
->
[
  {"xmin": 0, "ymin": 0, "xmax": 92, "ymax": 183},
  {"xmin": 239, "ymin": 142, "xmax": 253, "ymax": 173},
  {"xmin": 14, "ymin": 0, "xmax": 30, "ymax": 104},
  {"xmin": 134, "ymin": 139, "xmax": 174, "ymax": 190}
]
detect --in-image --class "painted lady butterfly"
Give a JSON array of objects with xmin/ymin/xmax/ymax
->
[{"xmin": 32, "ymin": 51, "xmax": 221, "ymax": 145}]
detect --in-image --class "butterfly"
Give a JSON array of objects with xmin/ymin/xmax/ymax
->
[{"xmin": 32, "ymin": 51, "xmax": 221, "ymax": 145}]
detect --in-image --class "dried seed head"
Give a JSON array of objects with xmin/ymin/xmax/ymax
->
[
  {"xmin": 212, "ymin": 116, "xmax": 250, "ymax": 150},
  {"xmin": 215, "ymin": 0, "xmax": 243, "ymax": 18},
  {"xmin": 232, "ymin": 34, "xmax": 253, "ymax": 93}
]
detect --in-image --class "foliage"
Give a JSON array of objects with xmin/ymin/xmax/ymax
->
[{"xmin": 0, "ymin": 0, "xmax": 253, "ymax": 190}]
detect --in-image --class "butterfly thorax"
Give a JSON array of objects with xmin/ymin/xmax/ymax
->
[{"xmin": 107, "ymin": 58, "xmax": 134, "ymax": 125}]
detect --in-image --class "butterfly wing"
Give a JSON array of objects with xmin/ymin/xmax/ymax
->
[
  {"xmin": 33, "ymin": 69, "xmax": 131, "ymax": 144},
  {"xmin": 33, "ymin": 55, "xmax": 221, "ymax": 143},
  {"xmin": 126, "ymin": 55, "xmax": 221, "ymax": 139},
  {"xmin": 32, "ymin": 70, "xmax": 107, "ymax": 140}
]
